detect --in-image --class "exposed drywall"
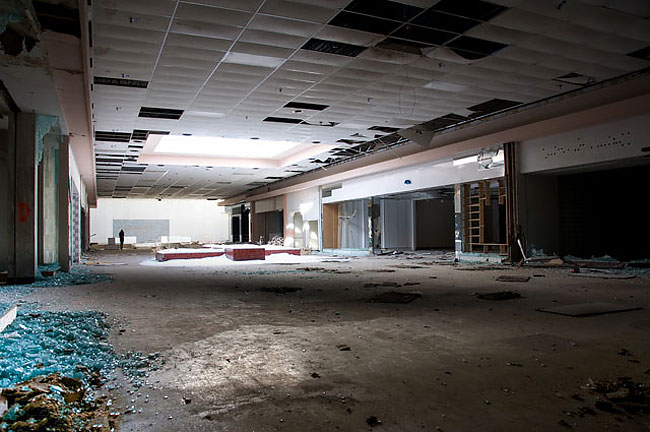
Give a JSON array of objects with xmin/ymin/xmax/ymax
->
[
  {"xmin": 323, "ymin": 160, "xmax": 504, "ymax": 204},
  {"xmin": 381, "ymin": 199, "xmax": 413, "ymax": 250},
  {"xmin": 519, "ymin": 112, "xmax": 650, "ymax": 174},
  {"xmin": 415, "ymin": 199, "xmax": 454, "ymax": 249},
  {"xmin": 90, "ymin": 199, "xmax": 229, "ymax": 244}
]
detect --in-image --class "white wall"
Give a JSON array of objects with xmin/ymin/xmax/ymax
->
[
  {"xmin": 519, "ymin": 112, "xmax": 650, "ymax": 174},
  {"xmin": 323, "ymin": 159, "xmax": 504, "ymax": 204},
  {"xmin": 284, "ymin": 187, "xmax": 320, "ymax": 248},
  {"xmin": 90, "ymin": 199, "xmax": 229, "ymax": 244}
]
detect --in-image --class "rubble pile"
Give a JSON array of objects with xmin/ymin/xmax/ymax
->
[
  {"xmin": 586, "ymin": 376, "xmax": 650, "ymax": 414},
  {"xmin": 0, "ymin": 308, "xmax": 163, "ymax": 431},
  {"xmin": 0, "ymin": 373, "xmax": 107, "ymax": 432}
]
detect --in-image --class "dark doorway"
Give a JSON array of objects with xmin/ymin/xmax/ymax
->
[
  {"xmin": 241, "ymin": 206, "xmax": 250, "ymax": 243},
  {"xmin": 232, "ymin": 215, "xmax": 240, "ymax": 243}
]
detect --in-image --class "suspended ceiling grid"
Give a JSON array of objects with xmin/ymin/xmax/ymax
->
[{"xmin": 90, "ymin": 0, "xmax": 650, "ymax": 199}]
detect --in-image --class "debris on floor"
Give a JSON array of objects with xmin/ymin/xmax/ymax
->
[
  {"xmin": 537, "ymin": 302, "xmax": 642, "ymax": 317},
  {"xmin": 476, "ymin": 291, "xmax": 523, "ymax": 301},
  {"xmin": 568, "ymin": 271, "xmax": 636, "ymax": 280},
  {"xmin": 564, "ymin": 255, "xmax": 626, "ymax": 269},
  {"xmin": 4, "ymin": 268, "xmax": 113, "ymax": 290},
  {"xmin": 388, "ymin": 264, "xmax": 425, "ymax": 269},
  {"xmin": 0, "ymin": 305, "xmax": 17, "ymax": 333},
  {"xmin": 366, "ymin": 415, "xmax": 382, "ymax": 426},
  {"xmin": 495, "ymin": 275, "xmax": 531, "ymax": 283},
  {"xmin": 259, "ymin": 287, "xmax": 302, "ymax": 294},
  {"xmin": 585, "ymin": 376, "xmax": 650, "ymax": 414},
  {"xmin": 368, "ymin": 292, "xmax": 422, "ymax": 304}
]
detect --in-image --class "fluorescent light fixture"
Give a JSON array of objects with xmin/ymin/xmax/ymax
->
[
  {"xmin": 154, "ymin": 136, "xmax": 302, "ymax": 159},
  {"xmin": 492, "ymin": 151, "xmax": 504, "ymax": 163},
  {"xmin": 453, "ymin": 155, "xmax": 478, "ymax": 166},
  {"xmin": 423, "ymin": 81, "xmax": 467, "ymax": 92},
  {"xmin": 223, "ymin": 52, "xmax": 284, "ymax": 68}
]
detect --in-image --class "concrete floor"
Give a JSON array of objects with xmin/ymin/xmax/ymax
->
[{"xmin": 14, "ymin": 251, "xmax": 650, "ymax": 431}]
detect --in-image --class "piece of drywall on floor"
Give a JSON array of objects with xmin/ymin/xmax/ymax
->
[
  {"xmin": 519, "ymin": 112, "xmax": 650, "ymax": 174},
  {"xmin": 519, "ymin": 174, "xmax": 560, "ymax": 255},
  {"xmin": 381, "ymin": 199, "xmax": 413, "ymax": 250},
  {"xmin": 323, "ymin": 160, "xmax": 503, "ymax": 204},
  {"xmin": 90, "ymin": 199, "xmax": 229, "ymax": 243},
  {"xmin": 415, "ymin": 199, "xmax": 454, "ymax": 249}
]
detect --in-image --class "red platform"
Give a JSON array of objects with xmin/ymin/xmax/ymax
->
[
  {"xmin": 156, "ymin": 250, "xmax": 224, "ymax": 262},
  {"xmin": 226, "ymin": 247, "xmax": 266, "ymax": 261}
]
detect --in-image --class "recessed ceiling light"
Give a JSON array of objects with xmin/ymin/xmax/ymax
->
[{"xmin": 154, "ymin": 136, "xmax": 303, "ymax": 159}]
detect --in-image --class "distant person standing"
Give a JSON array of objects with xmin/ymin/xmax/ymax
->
[{"xmin": 119, "ymin": 229, "xmax": 125, "ymax": 250}]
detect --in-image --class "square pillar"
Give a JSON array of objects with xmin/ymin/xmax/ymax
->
[
  {"xmin": 13, "ymin": 113, "xmax": 38, "ymax": 282},
  {"xmin": 58, "ymin": 137, "xmax": 70, "ymax": 271}
]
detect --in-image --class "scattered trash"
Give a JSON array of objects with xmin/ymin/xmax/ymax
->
[
  {"xmin": 495, "ymin": 275, "xmax": 530, "ymax": 283},
  {"xmin": 537, "ymin": 302, "xmax": 642, "ymax": 317},
  {"xmin": 311, "ymin": 372, "xmax": 321, "ymax": 379},
  {"xmin": 368, "ymin": 292, "xmax": 422, "ymax": 304},
  {"xmin": 337, "ymin": 344, "xmax": 351, "ymax": 352},
  {"xmin": 181, "ymin": 396, "xmax": 192, "ymax": 405},
  {"xmin": 476, "ymin": 291, "xmax": 522, "ymax": 301},
  {"xmin": 366, "ymin": 415, "xmax": 382, "ymax": 426}
]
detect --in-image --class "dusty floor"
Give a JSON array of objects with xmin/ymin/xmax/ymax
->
[{"xmin": 7, "ymin": 250, "xmax": 650, "ymax": 431}]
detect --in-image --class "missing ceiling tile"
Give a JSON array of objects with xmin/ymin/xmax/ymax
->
[
  {"xmin": 553, "ymin": 72, "xmax": 593, "ymax": 86},
  {"xmin": 284, "ymin": 101, "xmax": 329, "ymax": 111},
  {"xmin": 95, "ymin": 131, "xmax": 132, "ymax": 142},
  {"xmin": 369, "ymin": 125, "xmax": 400, "ymax": 133},
  {"xmin": 375, "ymin": 37, "xmax": 429, "ymax": 54},
  {"xmin": 32, "ymin": 1, "xmax": 81, "ymax": 38},
  {"xmin": 94, "ymin": 76, "xmax": 148, "ymax": 89},
  {"xmin": 263, "ymin": 116, "xmax": 304, "ymax": 124},
  {"xmin": 446, "ymin": 35, "xmax": 508, "ymax": 59},
  {"xmin": 468, "ymin": 98, "xmax": 522, "ymax": 114},
  {"xmin": 302, "ymin": 38, "xmax": 366, "ymax": 57},
  {"xmin": 345, "ymin": 0, "xmax": 423, "ymax": 21},
  {"xmin": 138, "ymin": 107, "xmax": 184, "ymax": 120},
  {"xmin": 329, "ymin": 11, "xmax": 403, "ymax": 35},
  {"xmin": 627, "ymin": 46, "xmax": 650, "ymax": 60},
  {"xmin": 411, "ymin": 9, "xmax": 480, "ymax": 33},
  {"xmin": 392, "ymin": 25, "xmax": 456, "ymax": 45},
  {"xmin": 431, "ymin": 0, "xmax": 508, "ymax": 21}
]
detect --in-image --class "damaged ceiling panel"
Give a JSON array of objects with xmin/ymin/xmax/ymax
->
[{"xmin": 85, "ymin": 0, "xmax": 650, "ymax": 198}]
